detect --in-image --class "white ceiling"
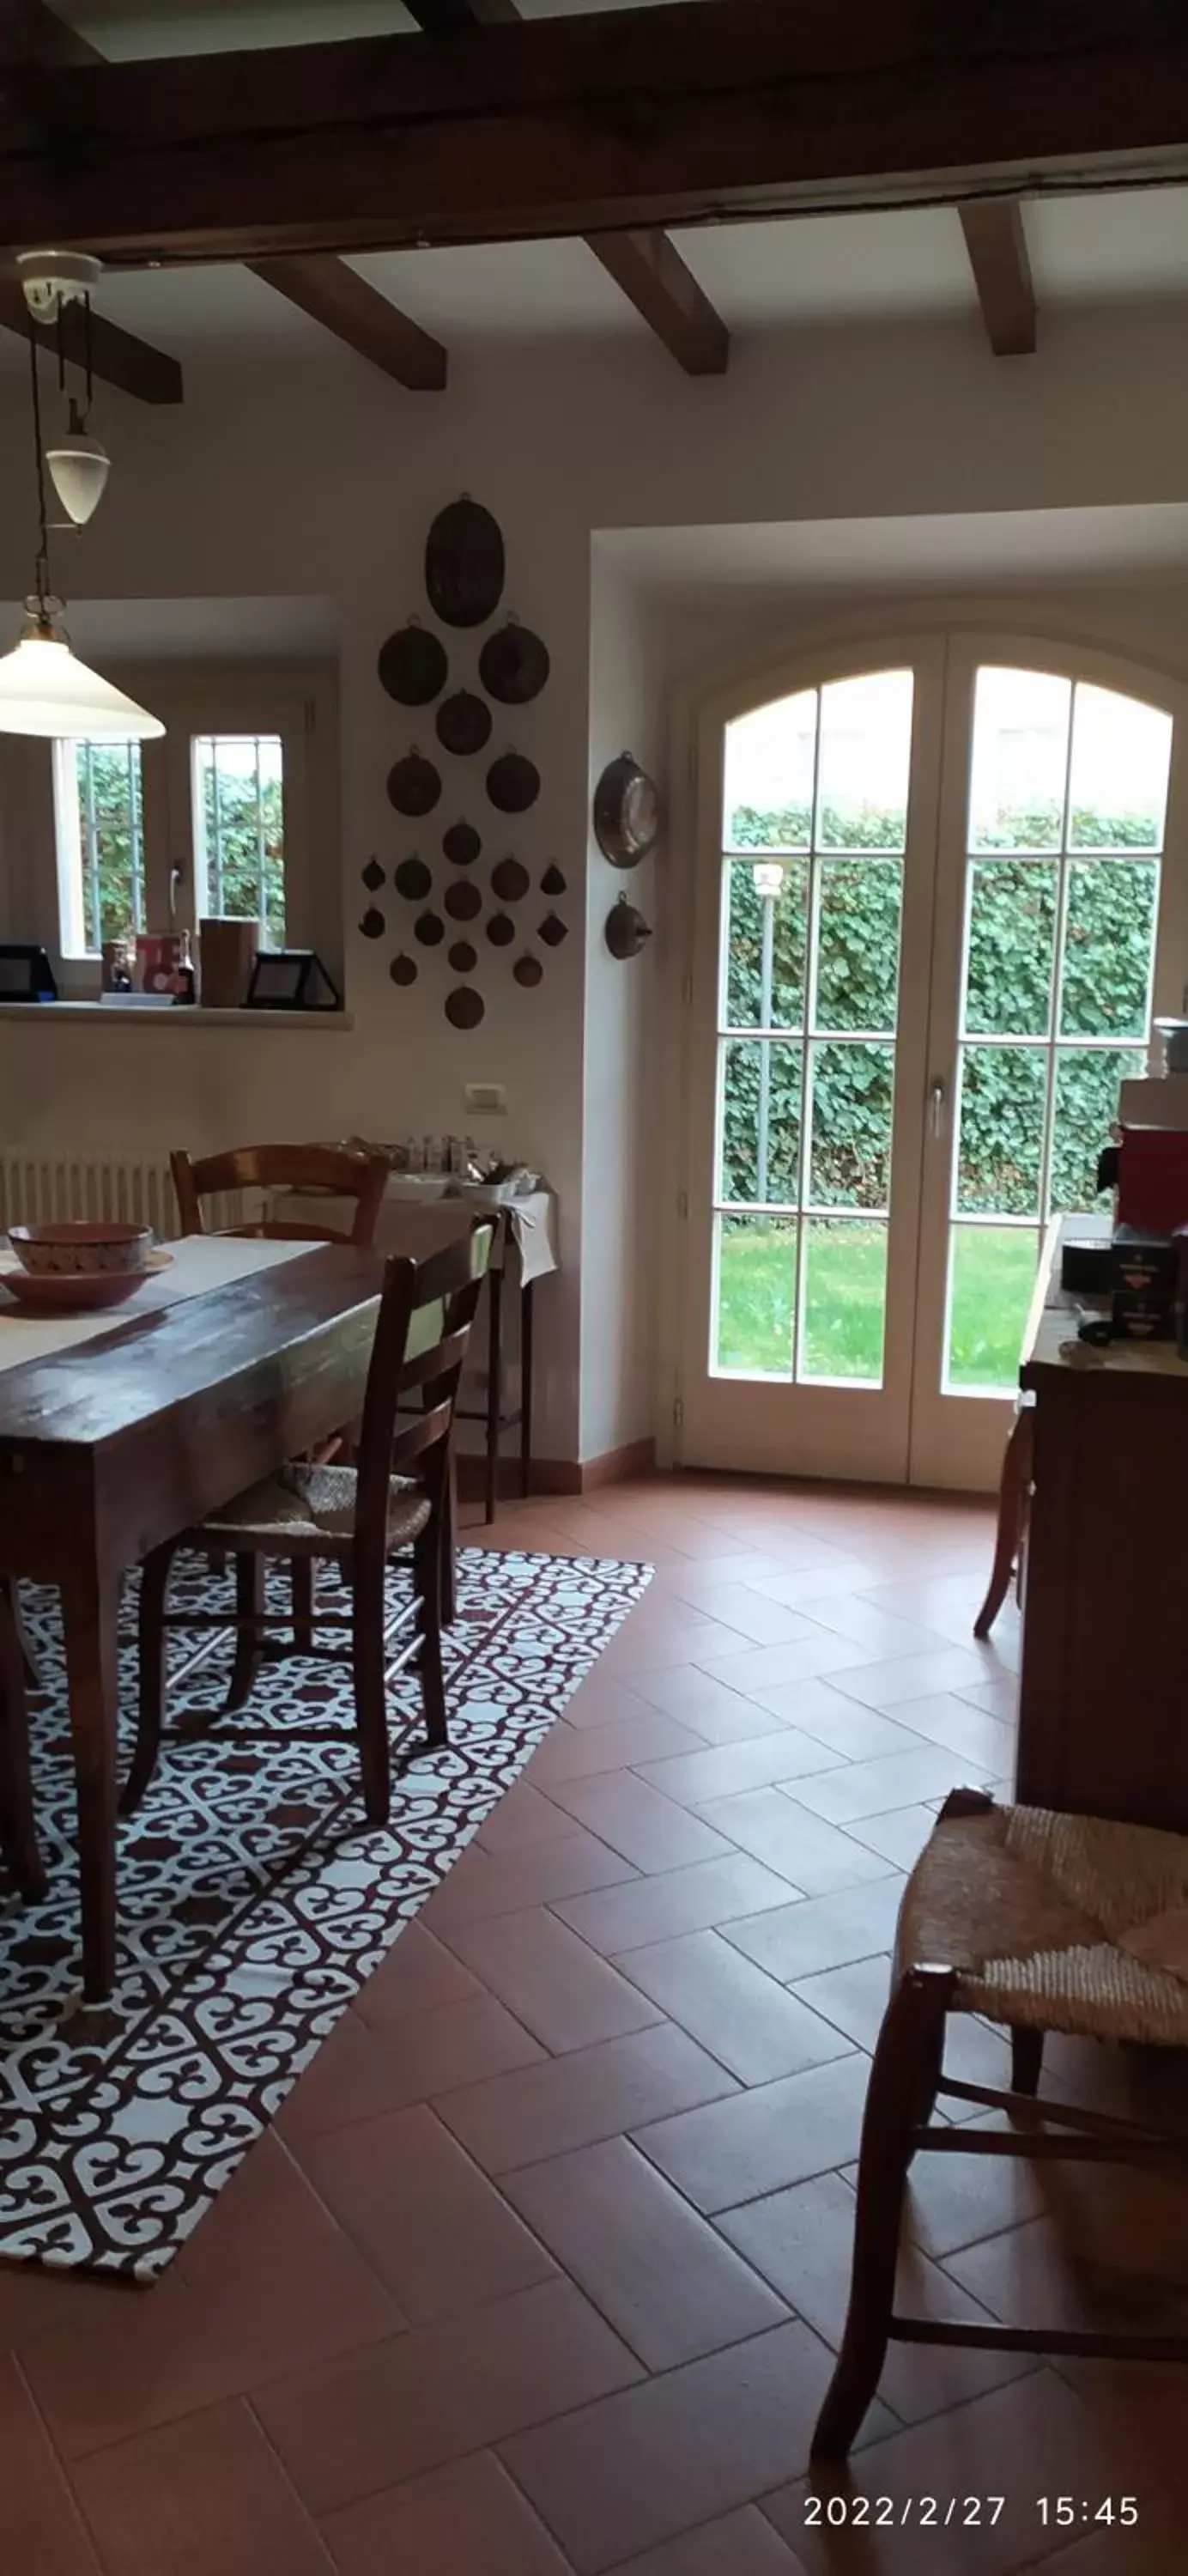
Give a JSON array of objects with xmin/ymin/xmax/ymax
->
[
  {"xmin": 18, "ymin": 10, "xmax": 1188, "ymax": 359},
  {"xmin": 599, "ymin": 506, "xmax": 1188, "ymax": 605}
]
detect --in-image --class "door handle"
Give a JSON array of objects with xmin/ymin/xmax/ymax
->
[
  {"xmin": 169, "ymin": 864, "xmax": 184, "ymax": 921},
  {"xmin": 929, "ymin": 1077, "xmax": 948, "ymax": 1140}
]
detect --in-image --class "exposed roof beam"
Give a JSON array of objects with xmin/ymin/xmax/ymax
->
[
  {"xmin": 0, "ymin": 272, "xmax": 182, "ymax": 399},
  {"xmin": 1, "ymin": 0, "xmax": 446, "ymax": 389},
  {"xmin": 404, "ymin": 0, "xmax": 728, "ymax": 376},
  {"xmin": 250, "ymin": 252, "xmax": 446, "ymax": 388},
  {"xmin": 960, "ymin": 197, "xmax": 1036, "ymax": 355},
  {"xmin": 0, "ymin": 0, "xmax": 182, "ymax": 395},
  {"xmin": 588, "ymin": 230, "xmax": 728, "ymax": 375},
  {"xmin": 2, "ymin": 2, "xmax": 1188, "ymax": 262}
]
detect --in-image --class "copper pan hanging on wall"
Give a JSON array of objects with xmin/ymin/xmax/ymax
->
[
  {"xmin": 479, "ymin": 617, "xmax": 550, "ymax": 707},
  {"xmin": 378, "ymin": 621, "xmax": 448, "ymax": 706},
  {"xmin": 594, "ymin": 750, "xmax": 661, "ymax": 868},
  {"xmin": 387, "ymin": 750, "xmax": 442, "ymax": 817},
  {"xmin": 425, "ymin": 495, "xmax": 506, "ymax": 629},
  {"xmin": 436, "ymin": 690, "xmax": 493, "ymax": 757}
]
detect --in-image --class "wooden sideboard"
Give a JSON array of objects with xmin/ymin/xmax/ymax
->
[{"xmin": 1017, "ymin": 1213, "xmax": 1188, "ymax": 1831}]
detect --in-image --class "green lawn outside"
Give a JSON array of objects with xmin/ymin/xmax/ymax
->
[{"xmin": 715, "ymin": 1217, "xmax": 1039, "ymax": 1390}]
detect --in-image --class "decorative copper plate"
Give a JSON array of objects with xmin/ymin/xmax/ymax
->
[
  {"xmin": 436, "ymin": 690, "xmax": 493, "ymax": 758},
  {"xmin": 479, "ymin": 617, "xmax": 550, "ymax": 706},
  {"xmin": 444, "ymin": 878, "xmax": 482, "ymax": 922},
  {"xmin": 593, "ymin": 750, "xmax": 660, "ymax": 867},
  {"xmin": 445, "ymin": 986, "xmax": 485, "ymax": 1029},
  {"xmin": 359, "ymin": 907, "xmax": 385, "ymax": 939},
  {"xmin": 448, "ymin": 941, "xmax": 477, "ymax": 973},
  {"xmin": 425, "ymin": 495, "xmax": 506, "ymax": 629},
  {"xmin": 387, "ymin": 751, "xmax": 442, "ymax": 817},
  {"xmin": 394, "ymin": 857, "xmax": 432, "ymax": 901},
  {"xmin": 442, "ymin": 821, "xmax": 482, "ymax": 867},
  {"xmin": 487, "ymin": 913, "xmax": 514, "ymax": 947},
  {"xmin": 513, "ymin": 954, "xmax": 543, "ymax": 988},
  {"xmin": 487, "ymin": 751, "xmax": 541, "ymax": 815},
  {"xmin": 390, "ymin": 954, "xmax": 418, "ymax": 986},
  {"xmin": 491, "ymin": 856, "xmax": 530, "ymax": 902},
  {"xmin": 414, "ymin": 911, "xmax": 445, "ymax": 946},
  {"xmin": 361, "ymin": 856, "xmax": 385, "ymax": 892},
  {"xmin": 378, "ymin": 621, "xmax": 448, "ymax": 706}
]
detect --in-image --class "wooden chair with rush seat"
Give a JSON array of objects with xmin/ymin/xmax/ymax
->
[
  {"xmin": 171, "ymin": 1141, "xmax": 391, "ymax": 1645},
  {"xmin": 812, "ymin": 1787, "xmax": 1188, "ymax": 2461},
  {"xmin": 123, "ymin": 1225, "xmax": 493, "ymax": 1830}
]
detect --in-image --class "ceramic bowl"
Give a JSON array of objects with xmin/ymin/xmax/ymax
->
[{"xmin": 9, "ymin": 1219, "xmax": 155, "ymax": 1277}]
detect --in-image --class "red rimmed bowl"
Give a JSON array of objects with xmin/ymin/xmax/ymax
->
[{"xmin": 8, "ymin": 1219, "xmax": 155, "ymax": 1277}]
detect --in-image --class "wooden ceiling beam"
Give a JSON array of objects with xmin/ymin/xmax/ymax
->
[
  {"xmin": 0, "ymin": 273, "xmax": 182, "ymax": 399},
  {"xmin": 404, "ymin": 0, "xmax": 728, "ymax": 375},
  {"xmin": 960, "ymin": 197, "xmax": 1036, "ymax": 355},
  {"xmin": 250, "ymin": 252, "xmax": 446, "ymax": 388},
  {"xmin": 1, "ymin": 3, "xmax": 1187, "ymax": 263},
  {"xmin": 2, "ymin": 0, "xmax": 446, "ymax": 389}
]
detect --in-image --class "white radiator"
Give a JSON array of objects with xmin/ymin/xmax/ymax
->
[{"xmin": 0, "ymin": 1155, "xmax": 250, "ymax": 1239}]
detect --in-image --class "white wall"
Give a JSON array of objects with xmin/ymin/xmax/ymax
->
[
  {"xmin": 580, "ymin": 549, "xmax": 661, "ymax": 1461},
  {"xmin": 5, "ymin": 303, "xmax": 1188, "ymax": 1458}
]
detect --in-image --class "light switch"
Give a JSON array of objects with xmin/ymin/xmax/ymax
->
[{"xmin": 464, "ymin": 1082, "xmax": 507, "ymax": 1115}]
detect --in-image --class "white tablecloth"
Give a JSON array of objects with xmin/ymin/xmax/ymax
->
[
  {"xmin": 279, "ymin": 1184, "xmax": 558, "ymax": 1285},
  {"xmin": 0, "ymin": 1236, "xmax": 309, "ymax": 1376}
]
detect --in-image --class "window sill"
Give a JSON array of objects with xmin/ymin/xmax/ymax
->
[{"xmin": 0, "ymin": 1003, "xmax": 353, "ymax": 1029}]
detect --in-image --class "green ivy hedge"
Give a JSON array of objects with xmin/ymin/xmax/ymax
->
[{"xmin": 723, "ymin": 805, "xmax": 1157, "ymax": 1218}]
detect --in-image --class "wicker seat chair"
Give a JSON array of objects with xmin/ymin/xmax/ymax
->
[
  {"xmin": 813, "ymin": 1787, "xmax": 1188, "ymax": 2460},
  {"xmin": 123, "ymin": 1226, "xmax": 492, "ymax": 1831}
]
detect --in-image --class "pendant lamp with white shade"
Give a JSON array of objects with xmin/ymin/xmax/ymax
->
[{"xmin": 0, "ymin": 319, "xmax": 162, "ymax": 742}]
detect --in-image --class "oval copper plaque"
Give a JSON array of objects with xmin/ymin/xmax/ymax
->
[{"xmin": 446, "ymin": 985, "xmax": 486, "ymax": 1029}]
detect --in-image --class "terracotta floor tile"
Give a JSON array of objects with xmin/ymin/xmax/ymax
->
[
  {"xmin": 294, "ymin": 2103, "xmax": 556, "ymax": 2322},
  {"xmin": 896, "ymin": 2112, "xmax": 1052, "ymax": 2258},
  {"xmin": 749, "ymin": 1560, "xmax": 888, "ymax": 1609},
  {"xmin": 350, "ymin": 1917, "xmax": 481, "ymax": 2018},
  {"xmin": 718, "ymin": 2171, "xmax": 1037, "ymax": 2425},
  {"xmin": 633, "ymin": 2055, "xmax": 869, "ymax": 2215},
  {"xmin": 697, "ymin": 1634, "xmax": 867, "ymax": 1694},
  {"xmin": 526, "ymin": 1710, "xmax": 706, "ymax": 1783},
  {"xmin": 434, "ymin": 1905, "xmax": 664, "ymax": 2053},
  {"xmin": 720, "ymin": 1878, "xmax": 905, "ymax": 1982},
  {"xmin": 504, "ymin": 2136, "xmax": 787, "ymax": 2370},
  {"xmin": 553, "ymin": 1856, "xmax": 803, "ymax": 1957},
  {"xmin": 797, "ymin": 1599, "xmax": 955, "ymax": 1659},
  {"xmin": 1024, "ymin": 2530, "xmax": 1188, "ymax": 2576},
  {"xmin": 601, "ymin": 1611, "xmax": 753, "ymax": 1679},
  {"xmin": 633, "ymin": 1729, "xmax": 839, "ymax": 1810},
  {"xmin": 562, "ymin": 1673, "xmax": 668, "ymax": 1732},
  {"xmin": 613, "ymin": 1930, "xmax": 853, "ymax": 2087},
  {"xmin": 694, "ymin": 1790, "xmax": 892, "ymax": 1893},
  {"xmin": 607, "ymin": 2506, "xmax": 810, "ymax": 2573},
  {"xmin": 478, "ymin": 1777, "xmax": 579, "ymax": 1852},
  {"xmin": 0, "ymin": 2354, "xmax": 103, "ymax": 2576},
  {"xmin": 943, "ymin": 2202, "xmax": 1188, "ymax": 2342},
  {"xmin": 887, "ymin": 1690, "xmax": 1017, "ymax": 1770},
  {"xmin": 544, "ymin": 1773, "xmax": 734, "ymax": 1874},
  {"xmin": 793, "ymin": 1742, "xmax": 989, "ymax": 1826},
  {"xmin": 280, "ymin": 1995, "xmax": 545, "ymax": 2138},
  {"xmin": 420, "ymin": 1830, "xmax": 637, "ymax": 1928},
  {"xmin": 254, "ymin": 2278, "xmax": 643, "ymax": 2517},
  {"xmin": 840, "ymin": 1802, "xmax": 940, "ymax": 1870},
  {"xmin": 767, "ymin": 2368, "xmax": 1188, "ymax": 2573},
  {"xmin": 25, "ymin": 2143, "xmax": 403, "ymax": 2462},
  {"xmin": 656, "ymin": 1557, "xmax": 811, "ymax": 1613},
  {"xmin": 829, "ymin": 1644, "xmax": 1006, "ymax": 1710},
  {"xmin": 677, "ymin": 1589, "xmax": 822, "ymax": 1647},
  {"xmin": 500, "ymin": 2324, "xmax": 894, "ymax": 2574},
  {"xmin": 790, "ymin": 1954, "xmax": 1014, "ymax": 2091},
  {"xmin": 319, "ymin": 2449, "xmax": 572, "ymax": 2574},
  {"xmin": 958, "ymin": 1674, "xmax": 1021, "ymax": 1722},
  {"xmin": 70, "ymin": 2399, "xmax": 329, "ymax": 2576},
  {"xmin": 437, "ymin": 2021, "xmax": 740, "ymax": 2173},
  {"xmin": 627, "ymin": 1667, "xmax": 812, "ymax": 1745},
  {"xmin": 767, "ymin": 1688, "xmax": 924, "ymax": 1760}
]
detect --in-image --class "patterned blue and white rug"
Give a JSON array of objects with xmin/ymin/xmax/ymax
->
[{"xmin": 0, "ymin": 1546, "xmax": 651, "ymax": 2281}]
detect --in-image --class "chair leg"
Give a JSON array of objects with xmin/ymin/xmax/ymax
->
[
  {"xmin": 9, "ymin": 1583, "xmax": 44, "ymax": 1694},
  {"xmin": 974, "ymin": 1410, "xmax": 1033, "ymax": 1639},
  {"xmin": 122, "ymin": 1540, "xmax": 179, "ymax": 1817},
  {"xmin": 291, "ymin": 1556, "xmax": 316, "ymax": 1654},
  {"xmin": 0, "ymin": 1577, "xmax": 45, "ymax": 1901},
  {"xmin": 1011, "ymin": 2026, "xmax": 1045, "ymax": 2097},
  {"xmin": 351, "ymin": 1557, "xmax": 391, "ymax": 1828},
  {"xmin": 812, "ymin": 1967, "xmax": 955, "ymax": 2461},
  {"xmin": 226, "ymin": 1552, "xmax": 265, "ymax": 1713},
  {"xmin": 415, "ymin": 1516, "xmax": 449, "ymax": 1748}
]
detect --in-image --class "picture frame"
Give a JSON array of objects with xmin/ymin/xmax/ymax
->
[
  {"xmin": 244, "ymin": 948, "xmax": 341, "ymax": 1012},
  {"xmin": 0, "ymin": 943, "xmax": 58, "ymax": 1003}
]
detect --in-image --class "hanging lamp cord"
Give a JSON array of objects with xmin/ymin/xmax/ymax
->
[{"xmin": 27, "ymin": 322, "xmax": 52, "ymax": 618}]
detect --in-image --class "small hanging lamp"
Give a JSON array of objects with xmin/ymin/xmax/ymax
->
[{"xmin": 0, "ymin": 325, "xmax": 161, "ymax": 741}]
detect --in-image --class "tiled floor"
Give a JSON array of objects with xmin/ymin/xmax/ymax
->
[{"xmin": 8, "ymin": 1473, "xmax": 1188, "ymax": 2573}]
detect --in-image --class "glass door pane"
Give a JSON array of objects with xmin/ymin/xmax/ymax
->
[
  {"xmin": 712, "ymin": 670, "xmax": 913, "ymax": 1388},
  {"xmin": 943, "ymin": 669, "xmax": 1171, "ymax": 1394}
]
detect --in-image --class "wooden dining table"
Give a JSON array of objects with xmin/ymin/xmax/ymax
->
[{"xmin": 0, "ymin": 1237, "xmax": 387, "ymax": 2002}]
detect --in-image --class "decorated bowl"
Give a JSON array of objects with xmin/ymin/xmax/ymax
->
[{"xmin": 8, "ymin": 1219, "xmax": 155, "ymax": 1277}]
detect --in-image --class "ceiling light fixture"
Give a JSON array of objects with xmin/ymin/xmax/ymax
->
[{"xmin": 0, "ymin": 325, "xmax": 161, "ymax": 741}]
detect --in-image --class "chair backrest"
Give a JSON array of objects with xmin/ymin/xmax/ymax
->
[
  {"xmin": 354, "ymin": 1222, "xmax": 494, "ymax": 1548},
  {"xmin": 171, "ymin": 1143, "xmax": 389, "ymax": 1248}
]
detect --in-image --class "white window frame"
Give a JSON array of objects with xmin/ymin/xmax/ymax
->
[{"xmin": 9, "ymin": 658, "xmax": 336, "ymax": 991}]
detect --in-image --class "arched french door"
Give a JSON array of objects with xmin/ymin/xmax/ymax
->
[{"xmin": 677, "ymin": 631, "xmax": 1188, "ymax": 1490}]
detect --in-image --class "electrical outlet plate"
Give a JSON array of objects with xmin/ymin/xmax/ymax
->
[{"xmin": 464, "ymin": 1082, "xmax": 506, "ymax": 1115}]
